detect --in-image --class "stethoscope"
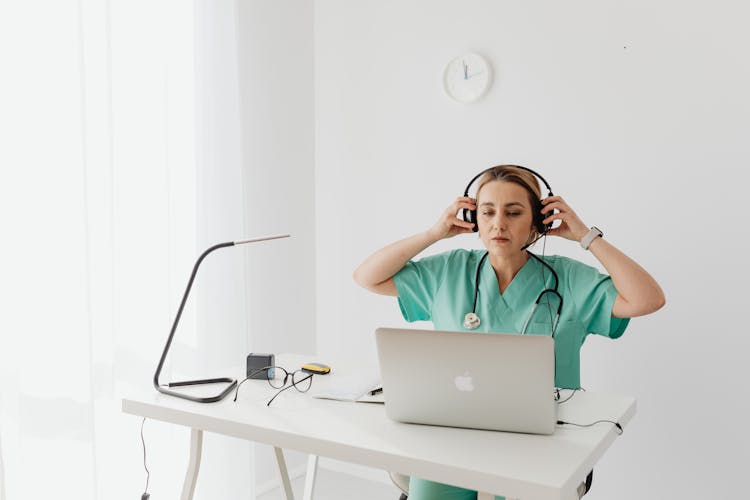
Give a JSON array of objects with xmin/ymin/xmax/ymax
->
[{"xmin": 463, "ymin": 251, "xmax": 563, "ymax": 337}]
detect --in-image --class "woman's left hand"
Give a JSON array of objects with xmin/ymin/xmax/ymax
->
[{"xmin": 540, "ymin": 196, "xmax": 589, "ymax": 243}]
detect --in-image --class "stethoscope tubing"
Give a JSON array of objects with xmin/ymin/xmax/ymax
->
[{"xmin": 465, "ymin": 250, "xmax": 563, "ymax": 337}]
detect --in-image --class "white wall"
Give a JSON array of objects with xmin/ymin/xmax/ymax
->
[
  {"xmin": 238, "ymin": 0, "xmax": 316, "ymax": 359},
  {"xmin": 315, "ymin": 1, "xmax": 748, "ymax": 498}
]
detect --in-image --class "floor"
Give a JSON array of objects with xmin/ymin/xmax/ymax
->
[{"xmin": 256, "ymin": 466, "xmax": 403, "ymax": 500}]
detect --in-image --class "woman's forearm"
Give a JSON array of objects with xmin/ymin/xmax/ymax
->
[
  {"xmin": 353, "ymin": 230, "xmax": 440, "ymax": 290},
  {"xmin": 587, "ymin": 236, "xmax": 666, "ymax": 317},
  {"xmin": 354, "ymin": 197, "xmax": 475, "ymax": 295}
]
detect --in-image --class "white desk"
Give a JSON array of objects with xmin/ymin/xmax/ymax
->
[{"xmin": 123, "ymin": 354, "xmax": 636, "ymax": 500}]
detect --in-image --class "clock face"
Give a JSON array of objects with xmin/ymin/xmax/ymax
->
[{"xmin": 443, "ymin": 53, "xmax": 492, "ymax": 103}]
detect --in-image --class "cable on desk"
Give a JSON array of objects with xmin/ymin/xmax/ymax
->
[
  {"xmin": 557, "ymin": 419, "xmax": 623, "ymax": 435},
  {"xmin": 555, "ymin": 387, "xmax": 585, "ymax": 404}
]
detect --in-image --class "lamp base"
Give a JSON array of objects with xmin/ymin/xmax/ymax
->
[{"xmin": 157, "ymin": 377, "xmax": 237, "ymax": 403}]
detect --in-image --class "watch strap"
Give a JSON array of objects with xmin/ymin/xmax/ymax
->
[{"xmin": 580, "ymin": 226, "xmax": 603, "ymax": 250}]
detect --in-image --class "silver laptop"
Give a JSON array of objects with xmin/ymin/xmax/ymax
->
[{"xmin": 375, "ymin": 327, "xmax": 557, "ymax": 434}]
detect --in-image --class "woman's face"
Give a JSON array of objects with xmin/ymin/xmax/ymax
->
[{"xmin": 476, "ymin": 180, "xmax": 535, "ymax": 257}]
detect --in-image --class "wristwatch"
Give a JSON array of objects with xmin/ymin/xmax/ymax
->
[{"xmin": 580, "ymin": 226, "xmax": 603, "ymax": 250}]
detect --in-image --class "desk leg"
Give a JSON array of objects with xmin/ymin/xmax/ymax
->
[
  {"xmin": 181, "ymin": 428, "xmax": 203, "ymax": 500},
  {"xmin": 273, "ymin": 447, "xmax": 295, "ymax": 500},
  {"xmin": 302, "ymin": 454, "xmax": 319, "ymax": 500}
]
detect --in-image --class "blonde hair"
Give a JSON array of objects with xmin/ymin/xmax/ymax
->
[{"xmin": 475, "ymin": 165, "xmax": 543, "ymax": 241}]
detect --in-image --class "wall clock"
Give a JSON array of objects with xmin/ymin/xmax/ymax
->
[{"xmin": 443, "ymin": 52, "xmax": 492, "ymax": 103}]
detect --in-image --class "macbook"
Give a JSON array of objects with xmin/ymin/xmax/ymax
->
[{"xmin": 375, "ymin": 327, "xmax": 556, "ymax": 434}]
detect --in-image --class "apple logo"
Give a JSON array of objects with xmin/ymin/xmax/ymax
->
[{"xmin": 454, "ymin": 371, "xmax": 474, "ymax": 392}]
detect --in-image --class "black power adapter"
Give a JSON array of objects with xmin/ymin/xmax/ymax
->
[{"xmin": 247, "ymin": 353, "xmax": 275, "ymax": 379}]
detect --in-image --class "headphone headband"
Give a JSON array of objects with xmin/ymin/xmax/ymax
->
[
  {"xmin": 462, "ymin": 164, "xmax": 554, "ymax": 199},
  {"xmin": 461, "ymin": 164, "xmax": 555, "ymax": 237}
]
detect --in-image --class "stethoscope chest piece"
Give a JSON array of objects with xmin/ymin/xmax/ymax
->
[{"xmin": 463, "ymin": 312, "xmax": 481, "ymax": 330}]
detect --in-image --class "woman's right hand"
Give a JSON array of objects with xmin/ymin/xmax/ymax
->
[{"xmin": 427, "ymin": 197, "xmax": 477, "ymax": 240}]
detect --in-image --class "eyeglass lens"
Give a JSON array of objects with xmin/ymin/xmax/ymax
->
[{"xmin": 291, "ymin": 370, "xmax": 312, "ymax": 392}]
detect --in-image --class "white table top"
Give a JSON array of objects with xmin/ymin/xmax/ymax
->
[{"xmin": 123, "ymin": 354, "xmax": 636, "ymax": 500}]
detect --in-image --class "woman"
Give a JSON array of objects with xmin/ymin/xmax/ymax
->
[{"xmin": 353, "ymin": 165, "xmax": 665, "ymax": 500}]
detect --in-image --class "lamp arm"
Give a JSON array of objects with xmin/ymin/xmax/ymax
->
[{"xmin": 153, "ymin": 241, "xmax": 234, "ymax": 390}]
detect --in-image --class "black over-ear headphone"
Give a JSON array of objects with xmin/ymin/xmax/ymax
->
[{"xmin": 461, "ymin": 165, "xmax": 554, "ymax": 235}]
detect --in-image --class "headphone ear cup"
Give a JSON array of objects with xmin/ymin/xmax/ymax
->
[
  {"xmin": 533, "ymin": 199, "xmax": 548, "ymax": 234},
  {"xmin": 463, "ymin": 208, "xmax": 479, "ymax": 232}
]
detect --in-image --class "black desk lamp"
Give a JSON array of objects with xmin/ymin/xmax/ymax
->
[{"xmin": 153, "ymin": 234, "xmax": 290, "ymax": 403}]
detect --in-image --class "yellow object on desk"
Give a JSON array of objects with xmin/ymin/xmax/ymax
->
[{"xmin": 301, "ymin": 362, "xmax": 331, "ymax": 374}]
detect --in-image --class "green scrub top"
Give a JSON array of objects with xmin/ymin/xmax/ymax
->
[{"xmin": 393, "ymin": 249, "xmax": 629, "ymax": 389}]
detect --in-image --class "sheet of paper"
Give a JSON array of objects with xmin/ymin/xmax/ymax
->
[{"xmin": 311, "ymin": 371, "xmax": 381, "ymax": 402}]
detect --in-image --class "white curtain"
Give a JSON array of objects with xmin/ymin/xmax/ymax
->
[{"xmin": 0, "ymin": 1, "xmax": 251, "ymax": 499}]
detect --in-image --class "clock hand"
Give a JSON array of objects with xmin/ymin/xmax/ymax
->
[
  {"xmin": 463, "ymin": 61, "xmax": 468, "ymax": 80},
  {"xmin": 466, "ymin": 70, "xmax": 485, "ymax": 79}
]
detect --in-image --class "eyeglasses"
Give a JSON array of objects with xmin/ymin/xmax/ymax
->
[{"xmin": 233, "ymin": 365, "xmax": 314, "ymax": 406}]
